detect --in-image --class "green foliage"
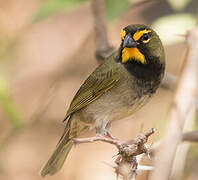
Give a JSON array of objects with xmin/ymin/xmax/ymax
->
[
  {"xmin": 33, "ymin": 0, "xmax": 89, "ymax": 22},
  {"xmin": 105, "ymin": 0, "xmax": 131, "ymax": 22},
  {"xmin": 33, "ymin": 0, "xmax": 131, "ymax": 23},
  {"xmin": 0, "ymin": 78, "xmax": 24, "ymax": 129}
]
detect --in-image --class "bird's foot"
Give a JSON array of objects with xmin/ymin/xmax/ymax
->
[
  {"xmin": 105, "ymin": 131, "xmax": 118, "ymax": 140},
  {"xmin": 73, "ymin": 135, "xmax": 106, "ymax": 144},
  {"xmin": 96, "ymin": 127, "xmax": 117, "ymax": 140},
  {"xmin": 72, "ymin": 134, "xmax": 119, "ymax": 145}
]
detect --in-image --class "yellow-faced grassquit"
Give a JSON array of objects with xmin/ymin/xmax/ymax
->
[{"xmin": 40, "ymin": 24, "xmax": 165, "ymax": 177}]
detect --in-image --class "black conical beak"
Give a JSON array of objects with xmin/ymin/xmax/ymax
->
[{"xmin": 123, "ymin": 34, "xmax": 137, "ymax": 48}]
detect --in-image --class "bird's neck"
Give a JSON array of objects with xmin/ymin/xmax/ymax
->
[
  {"xmin": 124, "ymin": 57, "xmax": 165, "ymax": 82},
  {"xmin": 116, "ymin": 47, "xmax": 165, "ymax": 82},
  {"xmin": 125, "ymin": 57, "xmax": 165, "ymax": 95}
]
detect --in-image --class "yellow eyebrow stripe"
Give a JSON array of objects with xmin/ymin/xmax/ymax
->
[{"xmin": 133, "ymin": 30, "xmax": 151, "ymax": 41}]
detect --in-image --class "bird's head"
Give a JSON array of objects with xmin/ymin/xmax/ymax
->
[{"xmin": 120, "ymin": 24, "xmax": 165, "ymax": 65}]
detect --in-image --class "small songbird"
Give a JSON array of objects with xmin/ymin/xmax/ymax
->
[{"xmin": 40, "ymin": 24, "xmax": 165, "ymax": 177}]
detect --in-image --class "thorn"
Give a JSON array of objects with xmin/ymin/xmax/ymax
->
[
  {"xmin": 136, "ymin": 154, "xmax": 144, "ymax": 164},
  {"xmin": 146, "ymin": 142, "xmax": 153, "ymax": 160},
  {"xmin": 138, "ymin": 165, "xmax": 154, "ymax": 171},
  {"xmin": 147, "ymin": 153, "xmax": 151, "ymax": 160},
  {"xmin": 149, "ymin": 142, "xmax": 154, "ymax": 148},
  {"xmin": 112, "ymin": 152, "xmax": 120, "ymax": 158},
  {"xmin": 136, "ymin": 170, "xmax": 142, "ymax": 176},
  {"xmin": 116, "ymin": 174, "xmax": 119, "ymax": 180},
  {"xmin": 101, "ymin": 161, "xmax": 115, "ymax": 169},
  {"xmin": 131, "ymin": 173, "xmax": 137, "ymax": 180}
]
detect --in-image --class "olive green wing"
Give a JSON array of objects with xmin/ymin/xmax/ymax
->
[{"xmin": 64, "ymin": 64, "xmax": 119, "ymax": 121}]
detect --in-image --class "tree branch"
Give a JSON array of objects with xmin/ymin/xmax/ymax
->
[
  {"xmin": 183, "ymin": 130, "xmax": 198, "ymax": 142},
  {"xmin": 91, "ymin": 0, "xmax": 114, "ymax": 62},
  {"xmin": 74, "ymin": 128, "xmax": 155, "ymax": 180}
]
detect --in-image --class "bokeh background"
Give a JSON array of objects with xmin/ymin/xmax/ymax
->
[{"xmin": 0, "ymin": 0, "xmax": 198, "ymax": 180}]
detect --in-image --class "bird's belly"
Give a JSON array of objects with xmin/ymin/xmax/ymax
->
[
  {"xmin": 109, "ymin": 95, "xmax": 151, "ymax": 121},
  {"xmin": 78, "ymin": 86, "xmax": 151, "ymax": 128}
]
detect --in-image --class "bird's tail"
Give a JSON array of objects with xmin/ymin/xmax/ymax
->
[{"xmin": 40, "ymin": 124, "xmax": 73, "ymax": 177}]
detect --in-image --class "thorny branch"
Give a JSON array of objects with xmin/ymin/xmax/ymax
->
[{"xmin": 74, "ymin": 128, "xmax": 155, "ymax": 180}]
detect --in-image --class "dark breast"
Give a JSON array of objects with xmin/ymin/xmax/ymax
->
[{"xmin": 124, "ymin": 57, "xmax": 165, "ymax": 96}]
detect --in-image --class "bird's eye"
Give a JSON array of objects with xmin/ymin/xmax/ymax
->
[
  {"xmin": 141, "ymin": 33, "xmax": 151, "ymax": 44},
  {"xmin": 142, "ymin": 33, "xmax": 149, "ymax": 41}
]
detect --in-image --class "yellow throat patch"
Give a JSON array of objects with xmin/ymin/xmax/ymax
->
[{"xmin": 122, "ymin": 47, "xmax": 146, "ymax": 64}]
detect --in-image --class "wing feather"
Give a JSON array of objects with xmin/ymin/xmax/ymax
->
[{"xmin": 63, "ymin": 63, "xmax": 119, "ymax": 121}]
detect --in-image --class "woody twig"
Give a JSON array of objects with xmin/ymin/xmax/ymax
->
[{"xmin": 74, "ymin": 128, "xmax": 155, "ymax": 180}]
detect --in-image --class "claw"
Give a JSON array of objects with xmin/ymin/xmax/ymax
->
[{"xmin": 105, "ymin": 131, "xmax": 118, "ymax": 140}]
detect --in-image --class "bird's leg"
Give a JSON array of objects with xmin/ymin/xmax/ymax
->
[
  {"xmin": 95, "ymin": 121, "xmax": 118, "ymax": 140},
  {"xmin": 73, "ymin": 120, "xmax": 118, "ymax": 144},
  {"xmin": 73, "ymin": 135, "xmax": 120, "ymax": 145},
  {"xmin": 105, "ymin": 122, "xmax": 117, "ymax": 140},
  {"xmin": 105, "ymin": 130, "xmax": 117, "ymax": 140},
  {"xmin": 73, "ymin": 136, "xmax": 105, "ymax": 144},
  {"xmin": 73, "ymin": 130, "xmax": 116, "ymax": 144},
  {"xmin": 72, "ymin": 127, "xmax": 115, "ymax": 144},
  {"xmin": 95, "ymin": 128, "xmax": 118, "ymax": 141}
]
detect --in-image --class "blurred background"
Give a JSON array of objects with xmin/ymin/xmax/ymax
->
[{"xmin": 0, "ymin": 0, "xmax": 198, "ymax": 179}]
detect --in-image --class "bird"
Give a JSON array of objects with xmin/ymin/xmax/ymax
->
[{"xmin": 40, "ymin": 24, "xmax": 165, "ymax": 177}]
